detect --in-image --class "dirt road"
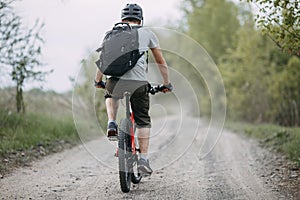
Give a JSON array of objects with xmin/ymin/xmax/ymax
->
[{"xmin": 0, "ymin": 117, "xmax": 295, "ymax": 199}]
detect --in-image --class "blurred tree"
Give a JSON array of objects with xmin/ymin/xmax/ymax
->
[
  {"xmin": 243, "ymin": 0, "xmax": 300, "ymax": 55},
  {"xmin": 0, "ymin": 0, "xmax": 50, "ymax": 113},
  {"xmin": 219, "ymin": 18, "xmax": 277, "ymax": 122},
  {"xmin": 178, "ymin": 0, "xmax": 299, "ymax": 126},
  {"xmin": 75, "ymin": 54, "xmax": 107, "ymax": 129},
  {"xmin": 269, "ymin": 56, "xmax": 300, "ymax": 126},
  {"xmin": 182, "ymin": 0, "xmax": 241, "ymax": 63}
]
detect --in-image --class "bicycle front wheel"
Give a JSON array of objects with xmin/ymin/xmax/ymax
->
[
  {"xmin": 131, "ymin": 153, "xmax": 142, "ymax": 184},
  {"xmin": 118, "ymin": 119, "xmax": 132, "ymax": 193},
  {"xmin": 131, "ymin": 134, "xmax": 142, "ymax": 184}
]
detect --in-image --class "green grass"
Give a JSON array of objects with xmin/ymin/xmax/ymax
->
[
  {"xmin": 0, "ymin": 109, "xmax": 79, "ymax": 172},
  {"xmin": 0, "ymin": 87, "xmax": 107, "ymax": 174},
  {"xmin": 226, "ymin": 121, "xmax": 300, "ymax": 166}
]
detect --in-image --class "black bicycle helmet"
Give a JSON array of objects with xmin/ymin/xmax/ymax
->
[{"xmin": 121, "ymin": 3, "xmax": 143, "ymax": 21}]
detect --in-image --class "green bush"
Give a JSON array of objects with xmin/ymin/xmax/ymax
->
[
  {"xmin": 283, "ymin": 132, "xmax": 300, "ymax": 164},
  {"xmin": 0, "ymin": 109, "xmax": 78, "ymax": 157}
]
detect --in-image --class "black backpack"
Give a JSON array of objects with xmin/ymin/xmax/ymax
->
[{"xmin": 95, "ymin": 22, "xmax": 144, "ymax": 76}]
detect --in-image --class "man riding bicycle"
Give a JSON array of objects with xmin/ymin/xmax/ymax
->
[{"xmin": 94, "ymin": 3, "xmax": 173, "ymax": 176}]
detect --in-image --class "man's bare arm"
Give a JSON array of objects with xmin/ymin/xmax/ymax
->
[
  {"xmin": 94, "ymin": 68, "xmax": 105, "ymax": 88},
  {"xmin": 150, "ymin": 47, "xmax": 170, "ymax": 85},
  {"xmin": 95, "ymin": 68, "xmax": 103, "ymax": 82}
]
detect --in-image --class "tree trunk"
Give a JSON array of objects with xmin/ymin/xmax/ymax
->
[{"xmin": 16, "ymin": 83, "xmax": 25, "ymax": 113}]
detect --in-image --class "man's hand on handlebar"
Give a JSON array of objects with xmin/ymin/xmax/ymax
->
[
  {"xmin": 149, "ymin": 83, "xmax": 173, "ymax": 95},
  {"xmin": 159, "ymin": 83, "xmax": 173, "ymax": 93},
  {"xmin": 94, "ymin": 80, "xmax": 106, "ymax": 89}
]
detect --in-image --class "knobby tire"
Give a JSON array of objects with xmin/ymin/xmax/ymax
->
[{"xmin": 118, "ymin": 119, "xmax": 132, "ymax": 193}]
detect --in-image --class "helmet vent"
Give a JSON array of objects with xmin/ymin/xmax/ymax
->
[{"xmin": 121, "ymin": 3, "xmax": 143, "ymax": 21}]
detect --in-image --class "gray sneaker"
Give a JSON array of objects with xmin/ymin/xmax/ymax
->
[
  {"xmin": 107, "ymin": 122, "xmax": 118, "ymax": 140},
  {"xmin": 137, "ymin": 158, "xmax": 153, "ymax": 176}
]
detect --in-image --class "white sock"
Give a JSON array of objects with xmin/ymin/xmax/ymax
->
[
  {"xmin": 108, "ymin": 120, "xmax": 116, "ymax": 125},
  {"xmin": 140, "ymin": 153, "xmax": 148, "ymax": 161}
]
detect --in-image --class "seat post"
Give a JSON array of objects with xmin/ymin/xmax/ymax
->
[{"xmin": 124, "ymin": 92, "xmax": 131, "ymax": 119}]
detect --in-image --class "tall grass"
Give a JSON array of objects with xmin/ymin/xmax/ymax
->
[
  {"xmin": 227, "ymin": 121, "xmax": 300, "ymax": 166},
  {"xmin": 0, "ymin": 109, "xmax": 78, "ymax": 157},
  {"xmin": 0, "ymin": 89, "xmax": 79, "ymax": 173}
]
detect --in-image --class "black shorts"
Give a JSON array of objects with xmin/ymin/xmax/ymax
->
[{"xmin": 105, "ymin": 78, "xmax": 151, "ymax": 128}]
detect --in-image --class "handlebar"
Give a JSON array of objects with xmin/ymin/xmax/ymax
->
[
  {"xmin": 148, "ymin": 85, "xmax": 161, "ymax": 95},
  {"xmin": 95, "ymin": 80, "xmax": 172, "ymax": 94},
  {"xmin": 148, "ymin": 84, "xmax": 173, "ymax": 95},
  {"xmin": 148, "ymin": 83, "xmax": 173, "ymax": 95}
]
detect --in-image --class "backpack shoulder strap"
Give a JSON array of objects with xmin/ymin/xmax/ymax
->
[{"xmin": 146, "ymin": 50, "xmax": 149, "ymax": 64}]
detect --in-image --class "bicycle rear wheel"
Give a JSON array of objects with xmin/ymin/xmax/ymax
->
[
  {"xmin": 131, "ymin": 153, "xmax": 142, "ymax": 184},
  {"xmin": 131, "ymin": 134, "xmax": 142, "ymax": 184},
  {"xmin": 118, "ymin": 119, "xmax": 132, "ymax": 193}
]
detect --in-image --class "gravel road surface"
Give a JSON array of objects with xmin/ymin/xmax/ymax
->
[{"xmin": 0, "ymin": 117, "xmax": 296, "ymax": 199}]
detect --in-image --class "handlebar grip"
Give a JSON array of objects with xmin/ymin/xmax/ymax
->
[
  {"xmin": 158, "ymin": 84, "xmax": 173, "ymax": 93},
  {"xmin": 148, "ymin": 85, "xmax": 160, "ymax": 95},
  {"xmin": 148, "ymin": 83, "xmax": 173, "ymax": 95}
]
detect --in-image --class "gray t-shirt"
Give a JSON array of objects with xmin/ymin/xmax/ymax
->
[{"xmin": 108, "ymin": 26, "xmax": 159, "ymax": 81}]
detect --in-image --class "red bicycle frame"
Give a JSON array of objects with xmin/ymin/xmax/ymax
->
[
  {"xmin": 130, "ymin": 112, "xmax": 136, "ymax": 155},
  {"xmin": 115, "ymin": 92, "xmax": 138, "ymax": 157}
]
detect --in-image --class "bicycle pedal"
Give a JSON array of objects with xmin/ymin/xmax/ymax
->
[
  {"xmin": 108, "ymin": 136, "xmax": 118, "ymax": 141},
  {"xmin": 139, "ymin": 172, "xmax": 151, "ymax": 177}
]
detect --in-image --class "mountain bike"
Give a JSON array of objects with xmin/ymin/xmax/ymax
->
[{"xmin": 115, "ymin": 85, "xmax": 162, "ymax": 193}]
